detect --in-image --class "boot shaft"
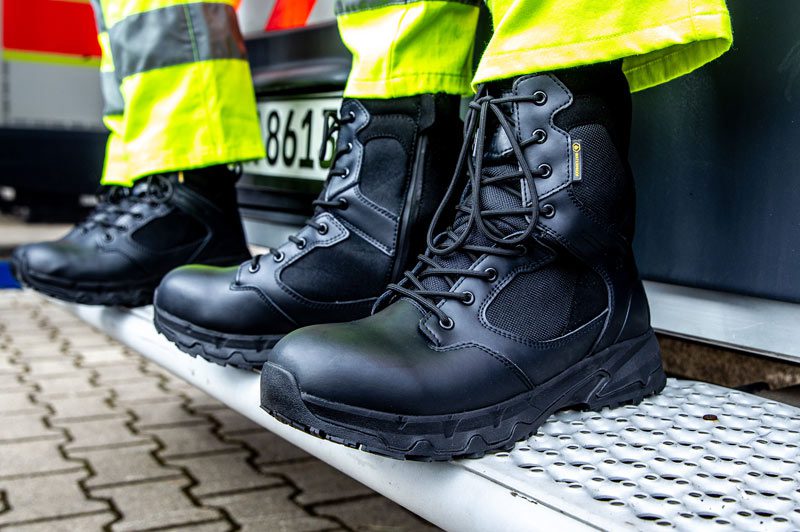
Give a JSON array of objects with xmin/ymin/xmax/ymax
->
[
  {"xmin": 248, "ymin": 93, "xmax": 464, "ymax": 319},
  {"xmin": 280, "ymin": 94, "xmax": 462, "ymax": 306},
  {"xmin": 330, "ymin": 93, "xmax": 462, "ymax": 273},
  {"xmin": 482, "ymin": 62, "xmax": 636, "ymax": 245},
  {"xmin": 382, "ymin": 63, "xmax": 650, "ymax": 361}
]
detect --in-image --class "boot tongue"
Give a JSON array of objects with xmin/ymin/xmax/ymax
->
[{"xmin": 419, "ymin": 86, "xmax": 530, "ymax": 293}]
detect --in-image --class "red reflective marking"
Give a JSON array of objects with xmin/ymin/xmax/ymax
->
[
  {"xmin": 264, "ymin": 0, "xmax": 316, "ymax": 31},
  {"xmin": 3, "ymin": 0, "xmax": 101, "ymax": 57}
]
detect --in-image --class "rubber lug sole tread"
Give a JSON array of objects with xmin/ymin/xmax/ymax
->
[
  {"xmin": 261, "ymin": 330, "xmax": 667, "ymax": 461},
  {"xmin": 154, "ymin": 307, "xmax": 281, "ymax": 371},
  {"xmin": 11, "ymin": 256, "xmax": 155, "ymax": 307}
]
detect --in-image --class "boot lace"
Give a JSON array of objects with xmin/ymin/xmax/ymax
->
[
  {"xmin": 248, "ymin": 110, "xmax": 357, "ymax": 272},
  {"xmin": 96, "ymin": 175, "xmax": 174, "ymax": 241},
  {"xmin": 382, "ymin": 90, "xmax": 552, "ymax": 328},
  {"xmin": 77, "ymin": 185, "xmax": 131, "ymax": 234}
]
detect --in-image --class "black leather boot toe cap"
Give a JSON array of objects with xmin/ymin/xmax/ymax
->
[
  {"xmin": 157, "ymin": 264, "xmax": 240, "ymax": 329},
  {"xmin": 155, "ymin": 263, "xmax": 293, "ymax": 336},
  {"xmin": 15, "ymin": 241, "xmax": 71, "ymax": 278},
  {"xmin": 15, "ymin": 241, "xmax": 133, "ymax": 282},
  {"xmin": 267, "ymin": 300, "xmax": 526, "ymax": 416}
]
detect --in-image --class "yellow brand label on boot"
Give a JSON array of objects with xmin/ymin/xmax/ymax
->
[{"xmin": 571, "ymin": 140, "xmax": 583, "ymax": 182}]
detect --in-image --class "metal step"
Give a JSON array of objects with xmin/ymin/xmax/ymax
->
[
  {"xmin": 646, "ymin": 281, "xmax": 800, "ymax": 366},
  {"xmin": 66, "ymin": 302, "xmax": 800, "ymax": 531}
]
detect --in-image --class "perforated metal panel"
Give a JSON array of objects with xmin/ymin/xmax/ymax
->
[{"xmin": 463, "ymin": 380, "xmax": 800, "ymax": 530}]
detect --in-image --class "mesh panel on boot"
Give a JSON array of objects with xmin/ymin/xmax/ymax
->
[
  {"xmin": 358, "ymin": 137, "xmax": 408, "ymax": 213},
  {"xmin": 281, "ymin": 231, "xmax": 391, "ymax": 302},
  {"xmin": 131, "ymin": 210, "xmax": 206, "ymax": 250},
  {"xmin": 419, "ymin": 164, "xmax": 527, "ymax": 294},
  {"xmin": 569, "ymin": 124, "xmax": 631, "ymax": 232},
  {"xmin": 485, "ymin": 258, "xmax": 606, "ymax": 342}
]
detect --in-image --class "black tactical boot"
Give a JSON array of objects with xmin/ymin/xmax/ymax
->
[
  {"xmin": 12, "ymin": 166, "xmax": 250, "ymax": 306},
  {"xmin": 261, "ymin": 63, "xmax": 667, "ymax": 460},
  {"xmin": 153, "ymin": 94, "xmax": 463, "ymax": 369}
]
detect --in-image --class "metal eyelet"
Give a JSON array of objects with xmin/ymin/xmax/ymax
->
[
  {"xmin": 272, "ymin": 250, "xmax": 285, "ymax": 262},
  {"xmin": 438, "ymin": 317, "xmax": 454, "ymax": 330},
  {"xmin": 338, "ymin": 198, "xmax": 349, "ymax": 209},
  {"xmin": 248, "ymin": 263, "xmax": 260, "ymax": 273},
  {"xmin": 538, "ymin": 163, "xmax": 552, "ymax": 178},
  {"xmin": 485, "ymin": 267, "xmax": 498, "ymax": 282},
  {"xmin": 515, "ymin": 244, "xmax": 528, "ymax": 256},
  {"xmin": 532, "ymin": 91, "xmax": 548, "ymax": 105},
  {"xmin": 532, "ymin": 129, "xmax": 547, "ymax": 144},
  {"xmin": 296, "ymin": 238, "xmax": 307, "ymax": 250},
  {"xmin": 346, "ymin": 142, "xmax": 354, "ymax": 152},
  {"xmin": 317, "ymin": 223, "xmax": 329, "ymax": 235},
  {"xmin": 103, "ymin": 233, "xmax": 114, "ymax": 243},
  {"xmin": 541, "ymin": 204, "xmax": 556, "ymax": 218},
  {"xmin": 339, "ymin": 167, "xmax": 350, "ymax": 179},
  {"xmin": 461, "ymin": 291, "xmax": 475, "ymax": 305},
  {"xmin": 348, "ymin": 111, "xmax": 356, "ymax": 120}
]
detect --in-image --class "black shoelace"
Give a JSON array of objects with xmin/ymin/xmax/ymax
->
[
  {"xmin": 90, "ymin": 175, "xmax": 174, "ymax": 241},
  {"xmin": 382, "ymin": 89, "xmax": 552, "ymax": 328},
  {"xmin": 77, "ymin": 185, "xmax": 131, "ymax": 234},
  {"xmin": 248, "ymin": 111, "xmax": 356, "ymax": 273}
]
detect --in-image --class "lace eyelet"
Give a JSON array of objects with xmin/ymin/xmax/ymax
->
[
  {"xmin": 538, "ymin": 163, "xmax": 552, "ymax": 178},
  {"xmin": 438, "ymin": 317, "xmax": 454, "ymax": 330},
  {"xmin": 103, "ymin": 233, "xmax": 114, "ymax": 243},
  {"xmin": 338, "ymin": 198, "xmax": 349, "ymax": 209},
  {"xmin": 515, "ymin": 244, "xmax": 528, "ymax": 256},
  {"xmin": 348, "ymin": 111, "xmax": 356, "ymax": 120},
  {"xmin": 533, "ymin": 91, "xmax": 548, "ymax": 105},
  {"xmin": 532, "ymin": 129, "xmax": 547, "ymax": 144},
  {"xmin": 340, "ymin": 167, "xmax": 350, "ymax": 179},
  {"xmin": 485, "ymin": 267, "xmax": 498, "ymax": 282},
  {"xmin": 346, "ymin": 142, "xmax": 354, "ymax": 152},
  {"xmin": 272, "ymin": 250, "xmax": 285, "ymax": 262},
  {"xmin": 295, "ymin": 238, "xmax": 307, "ymax": 250},
  {"xmin": 317, "ymin": 223, "xmax": 329, "ymax": 235},
  {"xmin": 248, "ymin": 263, "xmax": 260, "ymax": 273},
  {"xmin": 461, "ymin": 291, "xmax": 475, "ymax": 305},
  {"xmin": 541, "ymin": 204, "xmax": 556, "ymax": 218}
]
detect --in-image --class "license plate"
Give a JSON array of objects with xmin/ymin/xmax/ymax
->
[{"xmin": 243, "ymin": 94, "xmax": 342, "ymax": 181}]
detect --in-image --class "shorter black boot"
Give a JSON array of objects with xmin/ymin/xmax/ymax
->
[
  {"xmin": 153, "ymin": 94, "xmax": 462, "ymax": 370},
  {"xmin": 261, "ymin": 64, "xmax": 667, "ymax": 460},
  {"xmin": 12, "ymin": 166, "xmax": 250, "ymax": 306}
]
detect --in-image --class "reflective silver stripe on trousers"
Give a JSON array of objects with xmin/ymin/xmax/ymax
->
[
  {"xmin": 108, "ymin": 2, "xmax": 247, "ymax": 80},
  {"xmin": 335, "ymin": 0, "xmax": 481, "ymax": 15},
  {"xmin": 101, "ymin": 71, "xmax": 125, "ymax": 116},
  {"xmin": 90, "ymin": 0, "xmax": 106, "ymax": 33}
]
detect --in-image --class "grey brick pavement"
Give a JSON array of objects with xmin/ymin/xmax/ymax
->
[{"xmin": 0, "ymin": 291, "xmax": 438, "ymax": 531}]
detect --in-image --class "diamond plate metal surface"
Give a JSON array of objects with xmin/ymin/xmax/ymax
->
[{"xmin": 463, "ymin": 379, "xmax": 800, "ymax": 530}]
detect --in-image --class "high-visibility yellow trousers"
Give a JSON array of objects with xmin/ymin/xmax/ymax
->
[
  {"xmin": 337, "ymin": 0, "xmax": 733, "ymax": 98},
  {"xmin": 92, "ymin": 0, "xmax": 265, "ymax": 186}
]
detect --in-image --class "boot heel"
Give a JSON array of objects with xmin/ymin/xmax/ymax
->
[{"xmin": 575, "ymin": 330, "xmax": 667, "ymax": 411}]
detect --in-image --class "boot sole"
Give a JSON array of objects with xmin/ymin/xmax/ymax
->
[
  {"xmin": 154, "ymin": 306, "xmax": 282, "ymax": 370},
  {"xmin": 11, "ymin": 253, "xmax": 250, "ymax": 308},
  {"xmin": 11, "ymin": 256, "xmax": 157, "ymax": 307},
  {"xmin": 261, "ymin": 330, "xmax": 667, "ymax": 461}
]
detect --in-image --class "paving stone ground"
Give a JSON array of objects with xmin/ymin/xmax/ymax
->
[{"xmin": 0, "ymin": 290, "xmax": 437, "ymax": 531}]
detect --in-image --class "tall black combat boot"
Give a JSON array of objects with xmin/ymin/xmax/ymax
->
[
  {"xmin": 12, "ymin": 166, "xmax": 251, "ymax": 307},
  {"xmin": 261, "ymin": 63, "xmax": 668, "ymax": 460},
  {"xmin": 153, "ymin": 95, "xmax": 463, "ymax": 370}
]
